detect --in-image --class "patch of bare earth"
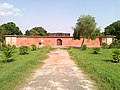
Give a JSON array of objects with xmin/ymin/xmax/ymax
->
[{"xmin": 20, "ymin": 49, "xmax": 97, "ymax": 90}]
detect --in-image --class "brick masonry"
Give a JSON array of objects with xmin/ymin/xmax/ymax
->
[{"xmin": 4, "ymin": 35, "xmax": 115, "ymax": 47}]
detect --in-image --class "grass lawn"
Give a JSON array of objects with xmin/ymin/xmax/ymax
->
[
  {"xmin": 0, "ymin": 47, "xmax": 49, "ymax": 90},
  {"xmin": 68, "ymin": 48, "xmax": 120, "ymax": 90}
]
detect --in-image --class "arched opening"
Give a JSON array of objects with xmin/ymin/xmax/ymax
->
[{"xmin": 57, "ymin": 39, "xmax": 62, "ymax": 46}]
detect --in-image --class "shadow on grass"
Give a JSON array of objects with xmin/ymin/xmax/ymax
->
[
  {"xmin": 102, "ymin": 59, "xmax": 112, "ymax": 63},
  {"xmin": 0, "ymin": 59, "xmax": 15, "ymax": 63},
  {"xmin": 91, "ymin": 52, "xmax": 101, "ymax": 55}
]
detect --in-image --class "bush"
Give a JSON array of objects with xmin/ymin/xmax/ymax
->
[
  {"xmin": 93, "ymin": 47, "xmax": 100, "ymax": 54},
  {"xmin": 109, "ymin": 40, "xmax": 120, "ymax": 48},
  {"xmin": 19, "ymin": 46, "xmax": 29, "ymax": 55},
  {"xmin": 112, "ymin": 49, "xmax": 120, "ymax": 63},
  {"xmin": 81, "ymin": 44, "xmax": 87, "ymax": 50},
  {"xmin": 102, "ymin": 42, "xmax": 109, "ymax": 49},
  {"xmin": 0, "ymin": 43, "xmax": 6, "ymax": 51},
  {"xmin": 31, "ymin": 44, "xmax": 37, "ymax": 51},
  {"xmin": 0, "ymin": 44, "xmax": 15, "ymax": 62},
  {"xmin": 12, "ymin": 45, "xmax": 16, "ymax": 49},
  {"xmin": 42, "ymin": 45, "xmax": 52, "ymax": 52}
]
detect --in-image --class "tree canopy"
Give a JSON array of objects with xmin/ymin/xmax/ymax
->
[
  {"xmin": 0, "ymin": 22, "xmax": 23, "ymax": 35},
  {"xmin": 73, "ymin": 15, "xmax": 100, "ymax": 46},
  {"xmin": 25, "ymin": 27, "xmax": 48, "ymax": 36},
  {"xmin": 0, "ymin": 22, "xmax": 23, "ymax": 42},
  {"xmin": 105, "ymin": 20, "xmax": 120, "ymax": 40}
]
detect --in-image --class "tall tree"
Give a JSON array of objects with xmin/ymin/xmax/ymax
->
[
  {"xmin": 0, "ymin": 22, "xmax": 23, "ymax": 42},
  {"xmin": 25, "ymin": 27, "xmax": 48, "ymax": 36},
  {"xmin": 105, "ymin": 20, "xmax": 120, "ymax": 40},
  {"xmin": 73, "ymin": 15, "xmax": 100, "ymax": 47},
  {"xmin": 1, "ymin": 22, "xmax": 23, "ymax": 35}
]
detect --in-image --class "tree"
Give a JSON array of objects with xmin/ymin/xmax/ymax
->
[
  {"xmin": 73, "ymin": 15, "xmax": 100, "ymax": 47},
  {"xmin": 25, "ymin": 27, "xmax": 48, "ymax": 36},
  {"xmin": 1, "ymin": 22, "xmax": 23, "ymax": 35},
  {"xmin": 0, "ymin": 22, "xmax": 23, "ymax": 42},
  {"xmin": 0, "ymin": 26, "xmax": 4, "ymax": 42},
  {"xmin": 104, "ymin": 20, "xmax": 120, "ymax": 40}
]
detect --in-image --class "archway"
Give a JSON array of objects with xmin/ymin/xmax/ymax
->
[{"xmin": 57, "ymin": 39, "xmax": 62, "ymax": 46}]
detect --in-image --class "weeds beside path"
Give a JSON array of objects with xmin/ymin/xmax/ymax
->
[
  {"xmin": 68, "ymin": 48, "xmax": 120, "ymax": 90},
  {"xmin": 0, "ymin": 48, "xmax": 48, "ymax": 90},
  {"xmin": 21, "ymin": 49, "xmax": 97, "ymax": 90}
]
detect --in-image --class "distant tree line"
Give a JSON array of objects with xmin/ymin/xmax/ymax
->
[
  {"xmin": 25, "ymin": 27, "xmax": 48, "ymax": 36},
  {"xmin": 0, "ymin": 22, "xmax": 48, "ymax": 42}
]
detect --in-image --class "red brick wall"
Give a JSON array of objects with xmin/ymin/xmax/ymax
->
[{"xmin": 5, "ymin": 36, "xmax": 101, "ymax": 47}]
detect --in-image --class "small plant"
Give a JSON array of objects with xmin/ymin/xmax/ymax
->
[
  {"xmin": 0, "ymin": 44, "xmax": 15, "ymax": 62},
  {"xmin": 12, "ymin": 45, "xmax": 16, "ymax": 49},
  {"xmin": 112, "ymin": 49, "xmax": 120, "ymax": 63},
  {"xmin": 81, "ymin": 44, "xmax": 87, "ymax": 50},
  {"xmin": 42, "ymin": 45, "xmax": 52, "ymax": 52},
  {"xmin": 31, "ymin": 44, "xmax": 37, "ymax": 51},
  {"xmin": 93, "ymin": 47, "xmax": 100, "ymax": 54},
  {"xmin": 102, "ymin": 42, "xmax": 109, "ymax": 49},
  {"xmin": 0, "ymin": 43, "xmax": 6, "ymax": 51},
  {"xmin": 19, "ymin": 46, "xmax": 29, "ymax": 55},
  {"xmin": 109, "ymin": 40, "xmax": 120, "ymax": 49}
]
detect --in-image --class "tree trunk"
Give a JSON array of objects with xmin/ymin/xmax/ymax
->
[{"xmin": 81, "ymin": 38, "xmax": 85, "ymax": 47}]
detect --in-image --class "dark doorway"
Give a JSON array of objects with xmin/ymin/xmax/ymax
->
[{"xmin": 57, "ymin": 39, "xmax": 62, "ymax": 46}]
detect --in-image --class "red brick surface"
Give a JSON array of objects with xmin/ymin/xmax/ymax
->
[{"xmin": 5, "ymin": 36, "xmax": 102, "ymax": 47}]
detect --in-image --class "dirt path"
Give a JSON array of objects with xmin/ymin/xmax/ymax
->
[{"xmin": 21, "ymin": 49, "xmax": 97, "ymax": 90}]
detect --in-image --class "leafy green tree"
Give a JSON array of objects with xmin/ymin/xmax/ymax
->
[
  {"xmin": 73, "ymin": 15, "xmax": 100, "ymax": 47},
  {"xmin": 0, "ymin": 22, "xmax": 23, "ymax": 42},
  {"xmin": 1, "ymin": 22, "xmax": 23, "ymax": 35},
  {"xmin": 25, "ymin": 27, "xmax": 48, "ymax": 36},
  {"xmin": 105, "ymin": 20, "xmax": 120, "ymax": 40},
  {"xmin": 95, "ymin": 27, "xmax": 101, "ymax": 36}
]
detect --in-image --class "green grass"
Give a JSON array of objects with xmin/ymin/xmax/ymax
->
[
  {"xmin": 0, "ymin": 47, "xmax": 49, "ymax": 90},
  {"xmin": 68, "ymin": 48, "xmax": 120, "ymax": 90}
]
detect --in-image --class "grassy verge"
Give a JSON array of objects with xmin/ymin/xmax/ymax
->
[
  {"xmin": 68, "ymin": 48, "xmax": 120, "ymax": 90},
  {"xmin": 0, "ymin": 46, "xmax": 50, "ymax": 90}
]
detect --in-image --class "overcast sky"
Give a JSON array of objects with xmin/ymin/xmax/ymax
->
[{"xmin": 0, "ymin": 0, "xmax": 120, "ymax": 35}]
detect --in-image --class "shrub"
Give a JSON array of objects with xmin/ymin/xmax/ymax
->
[
  {"xmin": 93, "ymin": 47, "xmax": 100, "ymax": 54},
  {"xmin": 109, "ymin": 40, "xmax": 120, "ymax": 48},
  {"xmin": 0, "ymin": 43, "xmax": 6, "ymax": 51},
  {"xmin": 0, "ymin": 42, "xmax": 2, "ymax": 50},
  {"xmin": 81, "ymin": 44, "xmax": 87, "ymax": 50},
  {"xmin": 19, "ymin": 46, "xmax": 29, "ymax": 55},
  {"xmin": 0, "ymin": 44, "xmax": 15, "ymax": 62},
  {"xmin": 102, "ymin": 42, "xmax": 109, "ymax": 49},
  {"xmin": 12, "ymin": 45, "xmax": 16, "ymax": 49},
  {"xmin": 31, "ymin": 44, "xmax": 37, "ymax": 51},
  {"xmin": 112, "ymin": 49, "xmax": 120, "ymax": 63},
  {"xmin": 42, "ymin": 45, "xmax": 52, "ymax": 52}
]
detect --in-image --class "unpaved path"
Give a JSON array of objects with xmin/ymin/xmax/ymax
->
[{"xmin": 21, "ymin": 49, "xmax": 97, "ymax": 90}]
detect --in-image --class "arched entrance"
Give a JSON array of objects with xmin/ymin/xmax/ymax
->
[{"xmin": 57, "ymin": 39, "xmax": 62, "ymax": 46}]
